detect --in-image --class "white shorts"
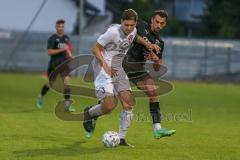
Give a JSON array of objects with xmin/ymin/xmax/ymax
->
[{"xmin": 94, "ymin": 69, "xmax": 131, "ymax": 101}]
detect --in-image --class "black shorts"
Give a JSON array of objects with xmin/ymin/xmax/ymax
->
[
  {"xmin": 47, "ymin": 57, "xmax": 70, "ymax": 81},
  {"xmin": 122, "ymin": 57, "xmax": 152, "ymax": 85}
]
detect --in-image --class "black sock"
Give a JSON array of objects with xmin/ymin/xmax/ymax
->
[
  {"xmin": 64, "ymin": 88, "xmax": 71, "ymax": 101},
  {"xmin": 40, "ymin": 84, "xmax": 49, "ymax": 96},
  {"xmin": 149, "ymin": 102, "xmax": 161, "ymax": 124}
]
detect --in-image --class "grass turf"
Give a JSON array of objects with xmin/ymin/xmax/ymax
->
[{"xmin": 0, "ymin": 73, "xmax": 239, "ymax": 160}]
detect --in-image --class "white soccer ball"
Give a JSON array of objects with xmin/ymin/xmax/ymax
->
[{"xmin": 102, "ymin": 131, "xmax": 120, "ymax": 148}]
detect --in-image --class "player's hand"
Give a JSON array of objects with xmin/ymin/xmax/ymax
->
[
  {"xmin": 103, "ymin": 63, "xmax": 118, "ymax": 77},
  {"xmin": 64, "ymin": 44, "xmax": 69, "ymax": 51},
  {"xmin": 147, "ymin": 44, "xmax": 161, "ymax": 54},
  {"xmin": 153, "ymin": 62, "xmax": 161, "ymax": 71},
  {"xmin": 146, "ymin": 52, "xmax": 160, "ymax": 62},
  {"xmin": 65, "ymin": 43, "xmax": 73, "ymax": 52},
  {"xmin": 146, "ymin": 52, "xmax": 162, "ymax": 71},
  {"xmin": 65, "ymin": 44, "xmax": 73, "ymax": 59},
  {"xmin": 66, "ymin": 48, "xmax": 73, "ymax": 59}
]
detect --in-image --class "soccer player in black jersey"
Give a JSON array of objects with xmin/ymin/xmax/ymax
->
[
  {"xmin": 123, "ymin": 10, "xmax": 176, "ymax": 139},
  {"xmin": 37, "ymin": 19, "xmax": 75, "ymax": 112}
]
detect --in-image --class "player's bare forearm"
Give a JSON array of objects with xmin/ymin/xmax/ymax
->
[
  {"xmin": 146, "ymin": 51, "xmax": 163, "ymax": 63},
  {"xmin": 153, "ymin": 58, "xmax": 163, "ymax": 71},
  {"xmin": 135, "ymin": 34, "xmax": 150, "ymax": 48},
  {"xmin": 92, "ymin": 43, "xmax": 106, "ymax": 66},
  {"xmin": 48, "ymin": 48, "xmax": 66, "ymax": 56},
  {"xmin": 92, "ymin": 42, "xmax": 117, "ymax": 77},
  {"xmin": 135, "ymin": 34, "xmax": 160, "ymax": 53},
  {"xmin": 156, "ymin": 58, "xmax": 163, "ymax": 64}
]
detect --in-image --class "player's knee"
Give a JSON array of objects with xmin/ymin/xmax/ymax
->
[
  {"xmin": 64, "ymin": 79, "xmax": 70, "ymax": 86},
  {"xmin": 127, "ymin": 100, "xmax": 136, "ymax": 107},
  {"xmin": 126, "ymin": 105, "xmax": 134, "ymax": 110},
  {"xmin": 104, "ymin": 106, "xmax": 115, "ymax": 114},
  {"xmin": 129, "ymin": 99, "xmax": 136, "ymax": 107},
  {"xmin": 148, "ymin": 92, "xmax": 158, "ymax": 102},
  {"xmin": 149, "ymin": 97, "xmax": 158, "ymax": 103},
  {"xmin": 147, "ymin": 90, "xmax": 158, "ymax": 101},
  {"xmin": 103, "ymin": 104, "xmax": 116, "ymax": 114},
  {"xmin": 123, "ymin": 100, "xmax": 135, "ymax": 110}
]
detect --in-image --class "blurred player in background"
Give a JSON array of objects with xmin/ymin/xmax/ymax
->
[
  {"xmin": 37, "ymin": 19, "xmax": 75, "ymax": 112},
  {"xmin": 82, "ymin": 9, "xmax": 160, "ymax": 146},
  {"xmin": 122, "ymin": 10, "xmax": 176, "ymax": 139}
]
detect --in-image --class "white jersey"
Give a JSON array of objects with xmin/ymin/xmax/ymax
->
[
  {"xmin": 93, "ymin": 24, "xmax": 137, "ymax": 85},
  {"xmin": 98, "ymin": 24, "xmax": 136, "ymax": 68}
]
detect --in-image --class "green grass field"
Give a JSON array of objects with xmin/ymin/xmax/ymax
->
[{"xmin": 0, "ymin": 73, "xmax": 239, "ymax": 160}]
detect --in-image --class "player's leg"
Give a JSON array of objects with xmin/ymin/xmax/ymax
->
[
  {"xmin": 83, "ymin": 96, "xmax": 117, "ymax": 138},
  {"xmin": 83, "ymin": 83, "xmax": 118, "ymax": 138},
  {"xmin": 37, "ymin": 83, "xmax": 50, "ymax": 108},
  {"xmin": 114, "ymin": 73, "xmax": 135, "ymax": 146},
  {"xmin": 124, "ymin": 64, "xmax": 162, "ymax": 131},
  {"xmin": 135, "ymin": 78, "xmax": 160, "ymax": 129},
  {"xmin": 63, "ymin": 76, "xmax": 75, "ymax": 112},
  {"xmin": 87, "ymin": 96, "xmax": 117, "ymax": 118},
  {"xmin": 118, "ymin": 90, "xmax": 135, "ymax": 147},
  {"xmin": 136, "ymin": 77, "xmax": 176, "ymax": 138},
  {"xmin": 37, "ymin": 61, "xmax": 53, "ymax": 109}
]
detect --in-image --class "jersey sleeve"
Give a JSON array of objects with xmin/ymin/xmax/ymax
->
[
  {"xmin": 158, "ymin": 39, "xmax": 164, "ymax": 59},
  {"xmin": 136, "ymin": 20, "xmax": 148, "ymax": 36},
  {"xmin": 65, "ymin": 35, "xmax": 71, "ymax": 44},
  {"xmin": 47, "ymin": 36, "xmax": 55, "ymax": 49},
  {"xmin": 97, "ymin": 27, "xmax": 116, "ymax": 47}
]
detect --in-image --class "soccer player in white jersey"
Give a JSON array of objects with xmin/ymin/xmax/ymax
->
[{"xmin": 83, "ymin": 9, "xmax": 160, "ymax": 146}]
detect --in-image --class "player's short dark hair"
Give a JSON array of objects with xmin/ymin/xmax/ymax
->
[
  {"xmin": 152, "ymin": 10, "xmax": 168, "ymax": 21},
  {"xmin": 121, "ymin": 9, "xmax": 138, "ymax": 22},
  {"xmin": 56, "ymin": 19, "xmax": 65, "ymax": 25}
]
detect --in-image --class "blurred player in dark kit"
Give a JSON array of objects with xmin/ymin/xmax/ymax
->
[
  {"xmin": 37, "ymin": 19, "xmax": 75, "ymax": 112},
  {"xmin": 123, "ymin": 10, "xmax": 176, "ymax": 139}
]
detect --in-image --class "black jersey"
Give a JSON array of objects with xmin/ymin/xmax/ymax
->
[
  {"xmin": 126, "ymin": 20, "xmax": 164, "ymax": 62},
  {"xmin": 47, "ymin": 34, "xmax": 70, "ymax": 60}
]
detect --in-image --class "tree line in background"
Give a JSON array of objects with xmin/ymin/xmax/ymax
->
[
  {"xmin": 71, "ymin": 0, "xmax": 240, "ymax": 39},
  {"xmin": 202, "ymin": 0, "xmax": 240, "ymax": 39},
  {"xmin": 107, "ymin": 0, "xmax": 185, "ymax": 37}
]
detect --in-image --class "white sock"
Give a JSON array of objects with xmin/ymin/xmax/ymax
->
[
  {"xmin": 119, "ymin": 110, "xmax": 133, "ymax": 139},
  {"xmin": 65, "ymin": 100, "xmax": 71, "ymax": 108},
  {"xmin": 154, "ymin": 123, "xmax": 162, "ymax": 131},
  {"xmin": 88, "ymin": 104, "xmax": 103, "ymax": 118},
  {"xmin": 38, "ymin": 94, "xmax": 42, "ymax": 99}
]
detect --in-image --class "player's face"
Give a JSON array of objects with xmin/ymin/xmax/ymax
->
[
  {"xmin": 121, "ymin": 19, "xmax": 136, "ymax": 35},
  {"xmin": 151, "ymin": 15, "xmax": 166, "ymax": 33},
  {"xmin": 56, "ymin": 23, "xmax": 65, "ymax": 35}
]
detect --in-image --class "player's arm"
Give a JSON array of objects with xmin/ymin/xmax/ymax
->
[
  {"xmin": 145, "ymin": 52, "xmax": 163, "ymax": 71},
  {"xmin": 147, "ymin": 40, "xmax": 164, "ymax": 63},
  {"xmin": 47, "ymin": 36, "xmax": 67, "ymax": 56},
  {"xmin": 135, "ymin": 34, "xmax": 160, "ymax": 54},
  {"xmin": 65, "ymin": 40, "xmax": 73, "ymax": 59},
  {"xmin": 147, "ymin": 40, "xmax": 164, "ymax": 71},
  {"xmin": 48, "ymin": 48, "xmax": 67, "ymax": 56},
  {"xmin": 93, "ymin": 27, "xmax": 118, "ymax": 77},
  {"xmin": 92, "ymin": 42, "xmax": 106, "ymax": 67},
  {"xmin": 92, "ymin": 42, "xmax": 117, "ymax": 77}
]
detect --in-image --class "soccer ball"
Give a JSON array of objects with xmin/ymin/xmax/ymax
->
[{"xmin": 102, "ymin": 131, "xmax": 120, "ymax": 148}]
